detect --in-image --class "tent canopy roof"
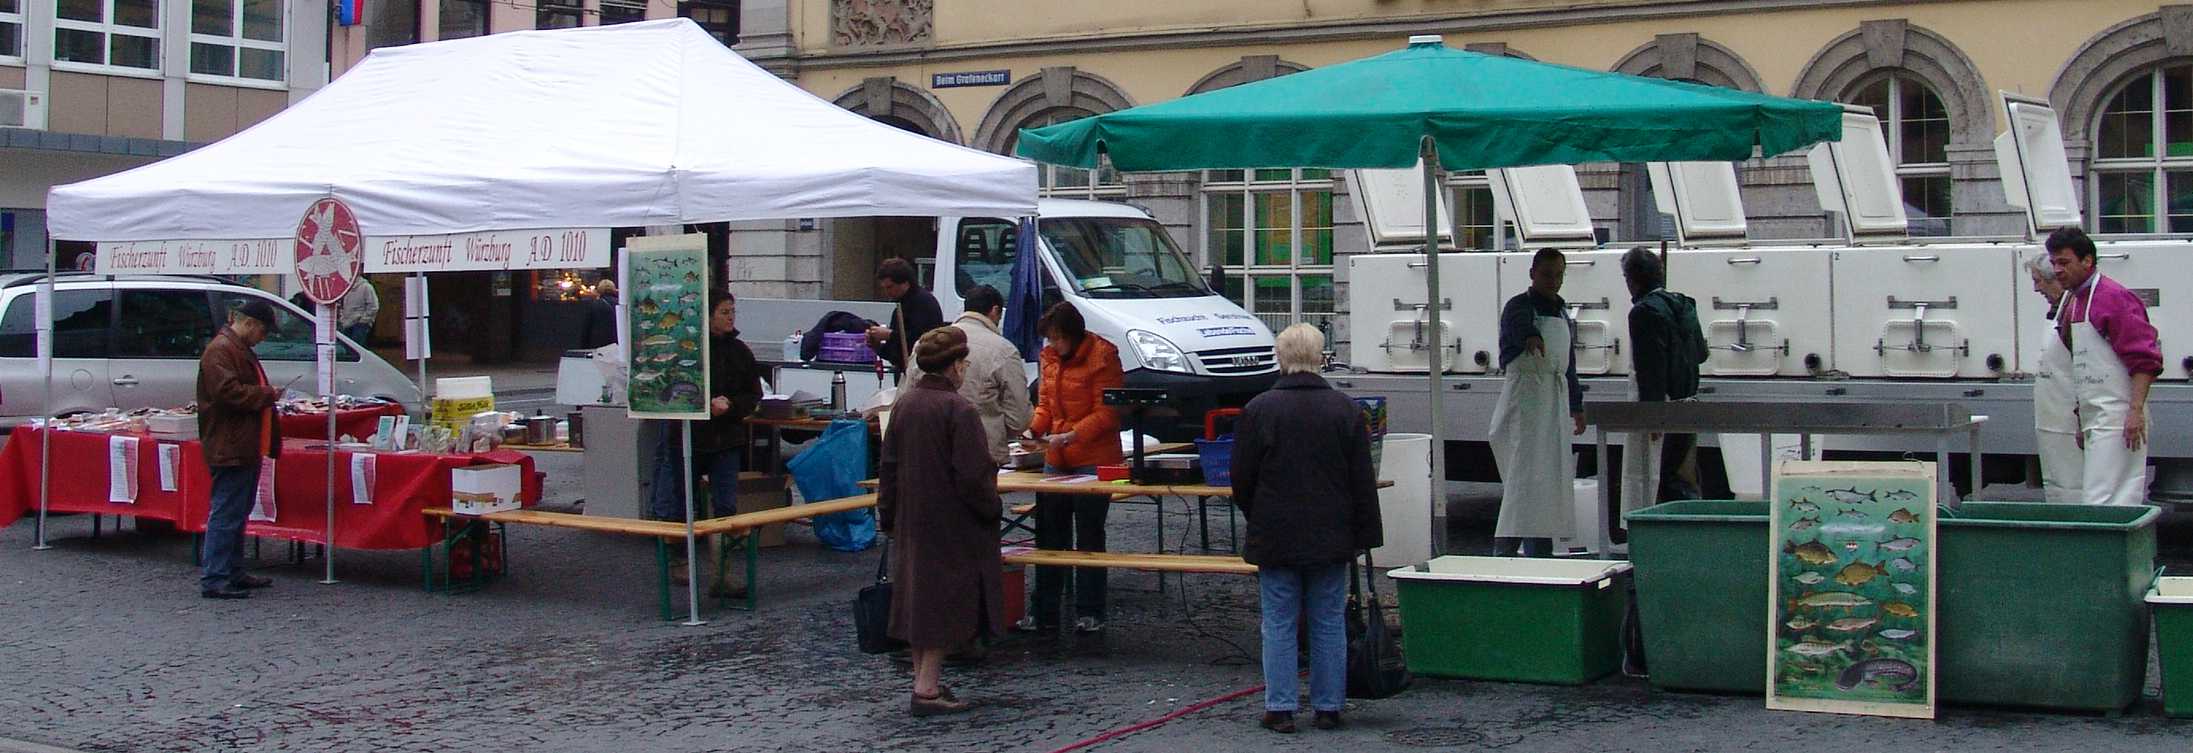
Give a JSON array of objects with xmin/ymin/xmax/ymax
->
[
  {"xmin": 1015, "ymin": 39, "xmax": 1844, "ymax": 173},
  {"xmin": 47, "ymin": 19, "xmax": 1037, "ymax": 241}
]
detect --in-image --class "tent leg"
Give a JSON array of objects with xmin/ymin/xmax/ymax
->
[
  {"xmin": 1420, "ymin": 140, "xmax": 1447, "ymax": 556},
  {"xmin": 34, "ymin": 239, "xmax": 55, "ymax": 551}
]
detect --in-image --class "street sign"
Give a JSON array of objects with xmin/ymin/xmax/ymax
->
[{"xmin": 294, "ymin": 197, "xmax": 364, "ymax": 305}]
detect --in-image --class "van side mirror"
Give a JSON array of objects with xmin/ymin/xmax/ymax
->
[{"xmin": 1209, "ymin": 262, "xmax": 1229, "ymax": 294}]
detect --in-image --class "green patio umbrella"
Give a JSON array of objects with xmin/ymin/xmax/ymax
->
[{"xmin": 1017, "ymin": 36, "xmax": 1845, "ymax": 555}]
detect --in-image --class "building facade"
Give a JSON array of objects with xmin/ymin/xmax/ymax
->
[{"xmin": 730, "ymin": 0, "xmax": 2191, "ymax": 347}]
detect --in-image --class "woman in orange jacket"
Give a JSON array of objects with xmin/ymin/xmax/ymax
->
[{"xmin": 1019, "ymin": 302, "xmax": 1125, "ymax": 634}]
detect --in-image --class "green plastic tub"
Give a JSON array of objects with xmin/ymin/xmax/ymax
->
[
  {"xmin": 2148, "ymin": 576, "xmax": 2193, "ymax": 718},
  {"xmin": 1624, "ymin": 500, "xmax": 1771, "ymax": 694},
  {"xmin": 1937, "ymin": 502, "xmax": 2158, "ymax": 712},
  {"xmin": 1625, "ymin": 500, "xmax": 2159, "ymax": 711},
  {"xmin": 1388, "ymin": 556, "xmax": 1633, "ymax": 685}
]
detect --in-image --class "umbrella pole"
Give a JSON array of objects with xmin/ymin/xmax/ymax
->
[
  {"xmin": 33, "ymin": 239, "xmax": 55, "ymax": 551},
  {"xmin": 1420, "ymin": 140, "xmax": 1446, "ymax": 556}
]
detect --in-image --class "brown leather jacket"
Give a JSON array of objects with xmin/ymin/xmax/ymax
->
[{"xmin": 196, "ymin": 328, "xmax": 281, "ymax": 467}]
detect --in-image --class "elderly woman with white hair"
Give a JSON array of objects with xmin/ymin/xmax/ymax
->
[
  {"xmin": 2027, "ymin": 252, "xmax": 2083, "ymax": 502},
  {"xmin": 1230, "ymin": 323, "xmax": 1382, "ymax": 734}
]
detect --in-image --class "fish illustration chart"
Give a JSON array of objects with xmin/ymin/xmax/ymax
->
[
  {"xmin": 1766, "ymin": 461, "xmax": 1938, "ymax": 719},
  {"xmin": 621, "ymin": 236, "xmax": 712, "ymax": 419}
]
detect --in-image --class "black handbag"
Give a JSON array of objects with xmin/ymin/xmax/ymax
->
[
  {"xmin": 854, "ymin": 537, "xmax": 904, "ymax": 655},
  {"xmin": 1345, "ymin": 551, "xmax": 1411, "ymax": 699}
]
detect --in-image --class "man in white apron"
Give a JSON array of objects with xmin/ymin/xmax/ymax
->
[
  {"xmin": 1490, "ymin": 249, "xmax": 1583, "ymax": 557},
  {"xmin": 2026, "ymin": 254, "xmax": 2082, "ymax": 502},
  {"xmin": 1619, "ymin": 247, "xmax": 1709, "ymax": 525},
  {"xmin": 2047, "ymin": 227, "xmax": 2161, "ymax": 506}
]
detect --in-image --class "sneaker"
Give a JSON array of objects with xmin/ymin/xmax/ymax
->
[
  {"xmin": 1013, "ymin": 616, "xmax": 1055, "ymax": 633},
  {"xmin": 1312, "ymin": 711, "xmax": 1344, "ymax": 730},
  {"xmin": 1073, "ymin": 616, "xmax": 1104, "ymax": 634},
  {"xmin": 1259, "ymin": 711, "xmax": 1296, "ymax": 734},
  {"xmin": 200, "ymin": 586, "xmax": 250, "ymax": 600},
  {"xmin": 230, "ymin": 574, "xmax": 274, "ymax": 590}
]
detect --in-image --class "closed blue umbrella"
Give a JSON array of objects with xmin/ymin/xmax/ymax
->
[{"xmin": 1001, "ymin": 217, "xmax": 1044, "ymax": 360}]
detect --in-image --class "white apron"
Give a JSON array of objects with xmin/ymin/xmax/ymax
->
[
  {"xmin": 2066, "ymin": 276, "xmax": 2149, "ymax": 506},
  {"xmin": 2032, "ymin": 309, "xmax": 2083, "ymax": 503},
  {"xmin": 1491, "ymin": 314, "xmax": 1578, "ymax": 539}
]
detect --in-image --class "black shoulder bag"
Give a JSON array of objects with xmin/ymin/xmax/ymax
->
[
  {"xmin": 1346, "ymin": 550, "xmax": 1412, "ymax": 699},
  {"xmin": 854, "ymin": 537, "xmax": 904, "ymax": 654}
]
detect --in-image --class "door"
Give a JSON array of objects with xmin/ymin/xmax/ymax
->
[
  {"xmin": 110, "ymin": 288, "xmax": 219, "ymax": 411},
  {"xmin": 0, "ymin": 285, "xmax": 113, "ymax": 419}
]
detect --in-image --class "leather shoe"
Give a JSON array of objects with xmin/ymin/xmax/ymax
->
[
  {"xmin": 707, "ymin": 578, "xmax": 747, "ymax": 599},
  {"xmin": 201, "ymin": 587, "xmax": 251, "ymax": 600},
  {"xmin": 230, "ymin": 574, "xmax": 273, "ymax": 590},
  {"xmin": 1312, "ymin": 711, "xmax": 1344, "ymax": 730},
  {"xmin": 909, "ymin": 689, "xmax": 973, "ymax": 717},
  {"xmin": 1259, "ymin": 711, "xmax": 1296, "ymax": 734}
]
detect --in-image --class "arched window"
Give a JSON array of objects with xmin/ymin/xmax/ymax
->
[
  {"xmin": 2089, "ymin": 63, "xmax": 2193, "ymax": 234},
  {"xmin": 1011, "ymin": 109, "xmax": 1123, "ymax": 199},
  {"xmin": 1848, "ymin": 73, "xmax": 1954, "ymax": 236},
  {"xmin": 1200, "ymin": 169, "xmax": 1335, "ymax": 333}
]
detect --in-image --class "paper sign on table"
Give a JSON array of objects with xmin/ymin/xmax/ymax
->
[
  {"xmin": 107, "ymin": 435, "xmax": 139, "ymax": 503},
  {"xmin": 350, "ymin": 453, "xmax": 377, "ymax": 505},
  {"xmin": 158, "ymin": 443, "xmax": 181, "ymax": 492},
  {"xmin": 249, "ymin": 458, "xmax": 278, "ymax": 522}
]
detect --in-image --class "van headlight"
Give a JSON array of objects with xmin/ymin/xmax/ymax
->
[{"xmin": 1127, "ymin": 330, "xmax": 1192, "ymax": 374}]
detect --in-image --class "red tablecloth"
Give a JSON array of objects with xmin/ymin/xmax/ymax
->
[
  {"xmin": 278, "ymin": 403, "xmax": 405, "ymax": 442},
  {"xmin": 0, "ymin": 427, "xmax": 539, "ymax": 550}
]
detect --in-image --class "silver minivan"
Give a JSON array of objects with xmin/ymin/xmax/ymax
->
[{"xmin": 0, "ymin": 273, "xmax": 422, "ymax": 430}]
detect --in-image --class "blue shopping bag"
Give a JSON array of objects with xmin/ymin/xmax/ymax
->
[{"xmin": 786, "ymin": 419, "xmax": 878, "ymax": 552}]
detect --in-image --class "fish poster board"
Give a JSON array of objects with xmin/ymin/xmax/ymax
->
[
  {"xmin": 1766, "ymin": 460, "xmax": 1937, "ymax": 719},
  {"xmin": 623, "ymin": 234, "xmax": 711, "ymax": 420}
]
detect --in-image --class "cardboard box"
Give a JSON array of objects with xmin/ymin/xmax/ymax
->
[
  {"xmin": 733, "ymin": 473, "xmax": 792, "ymax": 547},
  {"xmin": 451, "ymin": 463, "xmax": 523, "ymax": 515}
]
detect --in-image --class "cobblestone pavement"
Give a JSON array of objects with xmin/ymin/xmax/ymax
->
[{"xmin": 2, "ymin": 452, "xmax": 2191, "ymax": 752}]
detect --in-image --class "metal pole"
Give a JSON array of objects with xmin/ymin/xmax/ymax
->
[
  {"xmin": 1759, "ymin": 432, "xmax": 1773, "ymax": 501},
  {"xmin": 414, "ymin": 272, "xmax": 428, "ymax": 417},
  {"xmin": 320, "ymin": 303, "xmax": 338, "ymax": 585},
  {"xmin": 680, "ymin": 421, "xmax": 705, "ymax": 626},
  {"xmin": 1595, "ymin": 428, "xmax": 1612, "ymax": 559},
  {"xmin": 34, "ymin": 239, "xmax": 56, "ymax": 550},
  {"xmin": 1420, "ymin": 140, "xmax": 1446, "ymax": 555}
]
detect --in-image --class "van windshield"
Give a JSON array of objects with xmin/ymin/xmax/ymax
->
[{"xmin": 1039, "ymin": 218, "xmax": 1210, "ymax": 299}]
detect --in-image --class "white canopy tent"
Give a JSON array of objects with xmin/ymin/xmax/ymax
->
[
  {"xmin": 48, "ymin": 18, "xmax": 1037, "ymax": 246},
  {"xmin": 36, "ymin": 20, "xmax": 1038, "ymax": 622}
]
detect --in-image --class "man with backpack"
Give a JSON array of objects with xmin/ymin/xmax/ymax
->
[{"xmin": 1619, "ymin": 246, "xmax": 1708, "ymax": 525}]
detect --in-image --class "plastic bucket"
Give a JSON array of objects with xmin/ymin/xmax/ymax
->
[
  {"xmin": 1388, "ymin": 556, "xmax": 1633, "ymax": 684},
  {"xmin": 2149, "ymin": 575, "xmax": 2193, "ymax": 718}
]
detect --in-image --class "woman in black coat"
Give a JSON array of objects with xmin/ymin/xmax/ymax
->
[{"xmin": 1231, "ymin": 323, "xmax": 1382, "ymax": 734}]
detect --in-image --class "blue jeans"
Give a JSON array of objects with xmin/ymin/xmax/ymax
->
[
  {"xmin": 200, "ymin": 464, "xmax": 260, "ymax": 592},
  {"xmin": 1260, "ymin": 561, "xmax": 1348, "ymax": 713},
  {"xmin": 649, "ymin": 425, "xmax": 741, "ymax": 521},
  {"xmin": 341, "ymin": 324, "xmax": 371, "ymax": 346}
]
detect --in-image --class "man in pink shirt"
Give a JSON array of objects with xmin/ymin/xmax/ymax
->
[{"xmin": 2047, "ymin": 226, "xmax": 2160, "ymax": 505}]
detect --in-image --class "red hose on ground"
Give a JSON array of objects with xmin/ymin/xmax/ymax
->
[{"xmin": 1042, "ymin": 684, "xmax": 1264, "ymax": 753}]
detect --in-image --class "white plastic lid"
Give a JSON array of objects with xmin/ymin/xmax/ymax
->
[
  {"xmin": 2147, "ymin": 576, "xmax": 2193, "ymax": 605},
  {"xmin": 1387, "ymin": 555, "xmax": 1632, "ymax": 587}
]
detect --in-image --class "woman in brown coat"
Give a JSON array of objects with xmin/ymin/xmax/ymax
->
[{"xmin": 877, "ymin": 327, "xmax": 1005, "ymax": 716}]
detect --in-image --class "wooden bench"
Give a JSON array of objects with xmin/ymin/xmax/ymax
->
[
  {"xmin": 1003, "ymin": 549, "xmax": 1256, "ymax": 575},
  {"xmin": 423, "ymin": 493, "xmax": 880, "ymax": 619}
]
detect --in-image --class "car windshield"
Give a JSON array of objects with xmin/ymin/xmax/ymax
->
[{"xmin": 1039, "ymin": 217, "xmax": 1210, "ymax": 299}]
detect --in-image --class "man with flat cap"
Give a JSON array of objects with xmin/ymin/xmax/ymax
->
[{"xmin": 195, "ymin": 299, "xmax": 285, "ymax": 599}]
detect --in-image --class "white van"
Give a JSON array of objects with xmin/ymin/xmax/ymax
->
[
  {"xmin": 0, "ymin": 273, "xmax": 423, "ymax": 430},
  {"xmin": 933, "ymin": 199, "xmax": 1279, "ymax": 433}
]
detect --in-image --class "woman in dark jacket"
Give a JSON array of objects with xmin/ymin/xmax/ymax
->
[
  {"xmin": 877, "ymin": 327, "xmax": 1005, "ymax": 716},
  {"xmin": 1231, "ymin": 323, "xmax": 1382, "ymax": 734}
]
